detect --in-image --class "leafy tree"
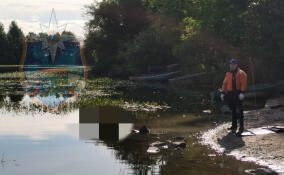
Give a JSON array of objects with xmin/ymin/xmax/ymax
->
[
  {"xmin": 0, "ymin": 23, "xmax": 9, "ymax": 65},
  {"xmin": 84, "ymin": 0, "xmax": 284, "ymax": 83},
  {"xmin": 61, "ymin": 31, "xmax": 76, "ymax": 39},
  {"xmin": 26, "ymin": 32, "xmax": 38, "ymax": 40},
  {"xmin": 189, "ymin": 0, "xmax": 249, "ymax": 46},
  {"xmin": 119, "ymin": 17, "xmax": 180, "ymax": 74},
  {"xmin": 143, "ymin": 0, "xmax": 191, "ymax": 20},
  {"xmin": 243, "ymin": 0, "xmax": 284, "ymax": 81},
  {"xmin": 7, "ymin": 21, "xmax": 24, "ymax": 65},
  {"xmin": 119, "ymin": 23, "xmax": 180, "ymax": 74},
  {"xmin": 84, "ymin": 0, "xmax": 149, "ymax": 76}
]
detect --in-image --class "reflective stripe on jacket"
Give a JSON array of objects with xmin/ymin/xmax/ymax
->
[{"xmin": 221, "ymin": 68, "xmax": 247, "ymax": 93}]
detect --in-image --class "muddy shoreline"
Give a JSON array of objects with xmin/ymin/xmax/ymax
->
[{"xmin": 201, "ymin": 96, "xmax": 284, "ymax": 174}]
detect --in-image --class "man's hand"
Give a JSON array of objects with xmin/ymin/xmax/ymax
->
[
  {"xmin": 239, "ymin": 93, "xmax": 245, "ymax": 101},
  {"xmin": 220, "ymin": 93, "xmax": 225, "ymax": 101}
]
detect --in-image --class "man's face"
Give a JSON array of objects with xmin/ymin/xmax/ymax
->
[{"xmin": 229, "ymin": 63, "xmax": 238, "ymax": 71}]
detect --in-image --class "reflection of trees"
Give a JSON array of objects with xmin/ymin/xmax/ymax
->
[
  {"xmin": 103, "ymin": 136, "xmax": 154, "ymax": 174},
  {"xmin": 79, "ymin": 106, "xmax": 166, "ymax": 174},
  {"xmin": 87, "ymin": 107, "xmax": 186, "ymax": 175},
  {"xmin": 0, "ymin": 94, "xmax": 5, "ymax": 103},
  {"xmin": 8, "ymin": 83, "xmax": 24, "ymax": 103},
  {"xmin": 101, "ymin": 134, "xmax": 170, "ymax": 175},
  {"xmin": 9, "ymin": 94, "xmax": 24, "ymax": 103},
  {"xmin": 0, "ymin": 83, "xmax": 25, "ymax": 111}
]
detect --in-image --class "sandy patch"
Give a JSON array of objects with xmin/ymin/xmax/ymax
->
[{"xmin": 201, "ymin": 96, "xmax": 284, "ymax": 174}]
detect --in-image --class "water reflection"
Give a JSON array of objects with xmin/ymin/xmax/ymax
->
[
  {"xmin": 79, "ymin": 106, "xmax": 134, "ymax": 141},
  {"xmin": 21, "ymin": 67, "xmax": 85, "ymax": 112},
  {"xmin": 0, "ymin": 106, "xmax": 134, "ymax": 141},
  {"xmin": 8, "ymin": 83, "xmax": 24, "ymax": 103},
  {"xmin": 0, "ymin": 106, "xmax": 136, "ymax": 175},
  {"xmin": 0, "ymin": 71, "xmax": 264, "ymax": 174},
  {"xmin": 79, "ymin": 106, "xmax": 163, "ymax": 174},
  {"xmin": 0, "ymin": 67, "xmax": 86, "ymax": 113},
  {"xmin": 0, "ymin": 109, "xmax": 79, "ymax": 140},
  {"xmin": 0, "ymin": 103, "xmax": 264, "ymax": 175}
]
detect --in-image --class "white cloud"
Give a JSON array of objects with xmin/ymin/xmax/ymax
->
[{"xmin": 0, "ymin": 0, "xmax": 100, "ymax": 37}]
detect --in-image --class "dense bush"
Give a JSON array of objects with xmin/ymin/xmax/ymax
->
[
  {"xmin": 84, "ymin": 0, "xmax": 284, "ymax": 84},
  {"xmin": 84, "ymin": 0, "xmax": 149, "ymax": 77},
  {"xmin": 119, "ymin": 23, "xmax": 180, "ymax": 75}
]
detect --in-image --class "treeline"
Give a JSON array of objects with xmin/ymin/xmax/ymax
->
[
  {"xmin": 0, "ymin": 21, "xmax": 76, "ymax": 66},
  {"xmin": 0, "ymin": 21, "xmax": 24, "ymax": 65},
  {"xmin": 85, "ymin": 0, "xmax": 284, "ymax": 84}
]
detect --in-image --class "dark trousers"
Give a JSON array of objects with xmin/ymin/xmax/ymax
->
[{"xmin": 226, "ymin": 91, "xmax": 244, "ymax": 132}]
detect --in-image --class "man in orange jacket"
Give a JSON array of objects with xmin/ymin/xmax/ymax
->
[{"xmin": 221, "ymin": 59, "xmax": 247, "ymax": 136}]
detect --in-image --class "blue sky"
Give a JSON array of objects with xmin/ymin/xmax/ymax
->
[{"xmin": 0, "ymin": 0, "xmax": 100, "ymax": 37}]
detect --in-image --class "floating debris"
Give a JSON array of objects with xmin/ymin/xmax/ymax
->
[
  {"xmin": 122, "ymin": 101, "xmax": 170, "ymax": 112},
  {"xmin": 147, "ymin": 146, "xmax": 160, "ymax": 154},
  {"xmin": 132, "ymin": 126, "xmax": 150, "ymax": 134},
  {"xmin": 171, "ymin": 141, "xmax": 186, "ymax": 148},
  {"xmin": 148, "ymin": 136, "xmax": 187, "ymax": 153},
  {"xmin": 131, "ymin": 129, "xmax": 140, "ymax": 134},
  {"xmin": 208, "ymin": 154, "xmax": 216, "ymax": 157},
  {"xmin": 203, "ymin": 109, "xmax": 212, "ymax": 114},
  {"xmin": 170, "ymin": 136, "xmax": 185, "ymax": 142},
  {"xmin": 166, "ymin": 136, "xmax": 187, "ymax": 148},
  {"xmin": 150, "ymin": 141, "xmax": 168, "ymax": 149}
]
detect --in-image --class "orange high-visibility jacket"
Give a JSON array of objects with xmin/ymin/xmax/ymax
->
[{"xmin": 221, "ymin": 68, "xmax": 247, "ymax": 93}]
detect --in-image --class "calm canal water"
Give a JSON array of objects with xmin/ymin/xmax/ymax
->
[{"xmin": 0, "ymin": 69, "xmax": 263, "ymax": 175}]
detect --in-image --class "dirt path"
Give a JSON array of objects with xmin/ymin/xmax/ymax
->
[{"xmin": 201, "ymin": 96, "xmax": 284, "ymax": 174}]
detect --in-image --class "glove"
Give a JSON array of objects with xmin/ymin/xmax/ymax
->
[
  {"xmin": 239, "ymin": 93, "xmax": 245, "ymax": 101},
  {"xmin": 220, "ymin": 93, "xmax": 225, "ymax": 101}
]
